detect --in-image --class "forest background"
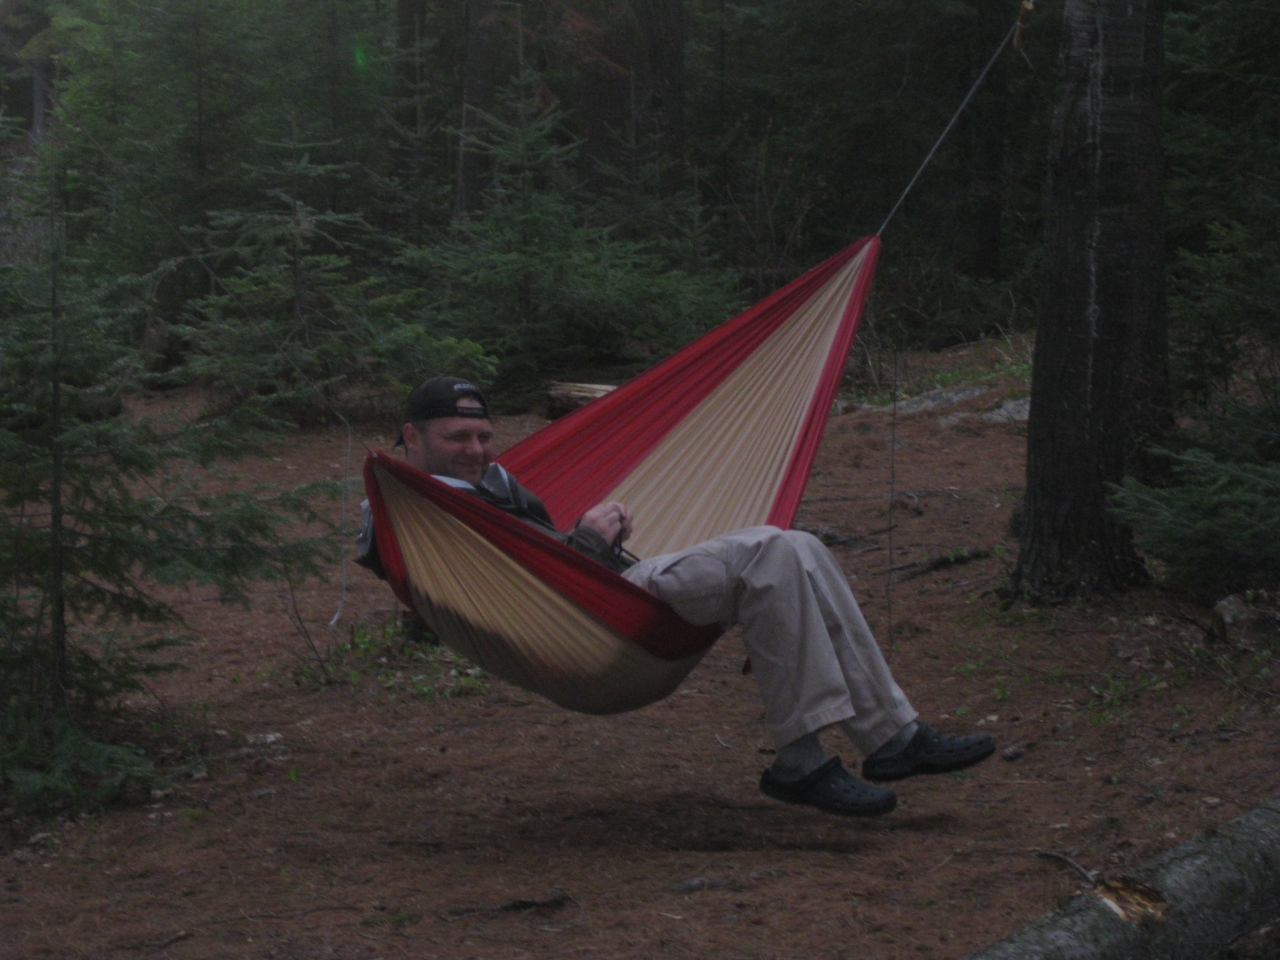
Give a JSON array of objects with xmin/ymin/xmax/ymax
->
[{"xmin": 0, "ymin": 0, "xmax": 1277, "ymax": 811}]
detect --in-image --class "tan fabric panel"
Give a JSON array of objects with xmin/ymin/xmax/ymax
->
[
  {"xmin": 606, "ymin": 246, "xmax": 871, "ymax": 559},
  {"xmin": 375, "ymin": 467, "xmax": 707, "ymax": 714}
]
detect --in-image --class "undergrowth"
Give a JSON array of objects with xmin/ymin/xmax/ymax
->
[
  {"xmin": 291, "ymin": 615, "xmax": 489, "ymax": 702},
  {"xmin": 0, "ymin": 635, "xmax": 187, "ymax": 816}
]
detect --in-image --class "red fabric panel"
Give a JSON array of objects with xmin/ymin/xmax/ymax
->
[
  {"xmin": 363, "ymin": 452, "xmax": 723, "ymax": 662},
  {"xmin": 767, "ymin": 237, "xmax": 880, "ymax": 527},
  {"xmin": 498, "ymin": 237, "xmax": 878, "ymax": 528},
  {"xmin": 363, "ymin": 454, "xmax": 415, "ymax": 611}
]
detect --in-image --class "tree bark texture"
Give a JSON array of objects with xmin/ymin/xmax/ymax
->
[
  {"xmin": 1013, "ymin": 0, "xmax": 1170, "ymax": 599},
  {"xmin": 965, "ymin": 798, "xmax": 1280, "ymax": 960}
]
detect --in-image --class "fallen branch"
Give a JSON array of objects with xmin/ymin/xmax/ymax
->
[
  {"xmin": 447, "ymin": 889, "xmax": 573, "ymax": 918},
  {"xmin": 966, "ymin": 798, "xmax": 1280, "ymax": 960},
  {"xmin": 889, "ymin": 547, "xmax": 992, "ymax": 582}
]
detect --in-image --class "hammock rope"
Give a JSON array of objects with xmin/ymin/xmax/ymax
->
[{"xmin": 877, "ymin": 15, "xmax": 1024, "ymax": 237}]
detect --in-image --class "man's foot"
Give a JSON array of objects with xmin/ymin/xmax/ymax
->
[
  {"xmin": 861, "ymin": 722, "xmax": 995, "ymax": 782},
  {"xmin": 760, "ymin": 757, "xmax": 897, "ymax": 817}
]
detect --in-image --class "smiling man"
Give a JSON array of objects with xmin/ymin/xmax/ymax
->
[{"xmin": 358, "ymin": 376, "xmax": 995, "ymax": 818}]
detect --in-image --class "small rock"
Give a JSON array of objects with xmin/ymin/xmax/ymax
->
[
  {"xmin": 670, "ymin": 876, "xmax": 737, "ymax": 894},
  {"xmin": 867, "ymin": 384, "xmax": 993, "ymax": 416},
  {"xmin": 981, "ymin": 398, "xmax": 1030, "ymax": 423},
  {"xmin": 1213, "ymin": 595, "xmax": 1249, "ymax": 637},
  {"xmin": 1203, "ymin": 797, "xmax": 1223, "ymax": 808},
  {"xmin": 1001, "ymin": 745, "xmax": 1025, "ymax": 762}
]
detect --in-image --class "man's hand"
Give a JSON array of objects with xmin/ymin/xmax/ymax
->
[{"xmin": 578, "ymin": 501, "xmax": 633, "ymax": 544}]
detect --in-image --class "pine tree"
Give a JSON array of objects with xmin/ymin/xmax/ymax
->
[
  {"xmin": 177, "ymin": 139, "xmax": 491, "ymax": 420},
  {"xmin": 401, "ymin": 72, "xmax": 742, "ymax": 403},
  {"xmin": 0, "ymin": 141, "xmax": 332, "ymax": 813}
]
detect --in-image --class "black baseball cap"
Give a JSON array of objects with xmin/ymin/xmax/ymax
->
[{"xmin": 396, "ymin": 376, "xmax": 490, "ymax": 446}]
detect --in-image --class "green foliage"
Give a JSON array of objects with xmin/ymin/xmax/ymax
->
[
  {"xmin": 1112, "ymin": 451, "xmax": 1280, "ymax": 597},
  {"xmin": 1111, "ymin": 401, "xmax": 1280, "ymax": 596},
  {"xmin": 0, "ymin": 143, "xmax": 335, "ymax": 812},
  {"xmin": 1165, "ymin": 0, "xmax": 1280, "ymax": 403},
  {"xmin": 291, "ymin": 615, "xmax": 488, "ymax": 703},
  {"xmin": 176, "ymin": 141, "xmax": 492, "ymax": 419},
  {"xmin": 684, "ymin": 0, "xmax": 1060, "ymax": 341},
  {"xmin": 1106, "ymin": 0, "xmax": 1280, "ymax": 601},
  {"xmin": 0, "ymin": 710, "xmax": 153, "ymax": 814},
  {"xmin": 400, "ymin": 76, "xmax": 743, "ymax": 404}
]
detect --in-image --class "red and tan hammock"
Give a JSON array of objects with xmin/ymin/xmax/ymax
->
[{"xmin": 364, "ymin": 236, "xmax": 880, "ymax": 714}]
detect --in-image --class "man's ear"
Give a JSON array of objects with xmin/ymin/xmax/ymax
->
[{"xmin": 400, "ymin": 422, "xmax": 420, "ymax": 454}]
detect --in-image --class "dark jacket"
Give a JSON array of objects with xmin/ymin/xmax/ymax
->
[{"xmin": 356, "ymin": 462, "xmax": 633, "ymax": 579}]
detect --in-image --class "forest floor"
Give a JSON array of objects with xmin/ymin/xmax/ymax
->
[{"xmin": 5, "ymin": 339, "xmax": 1280, "ymax": 960}]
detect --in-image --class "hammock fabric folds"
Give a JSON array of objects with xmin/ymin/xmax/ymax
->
[{"xmin": 364, "ymin": 236, "xmax": 880, "ymax": 715}]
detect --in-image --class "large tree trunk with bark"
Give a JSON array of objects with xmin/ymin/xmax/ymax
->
[
  {"xmin": 1012, "ymin": 0, "xmax": 1171, "ymax": 600},
  {"xmin": 965, "ymin": 797, "xmax": 1280, "ymax": 960}
]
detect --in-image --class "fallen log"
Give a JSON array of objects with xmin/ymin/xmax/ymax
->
[
  {"xmin": 546, "ymin": 381, "xmax": 616, "ymax": 418},
  {"xmin": 967, "ymin": 798, "xmax": 1280, "ymax": 960}
]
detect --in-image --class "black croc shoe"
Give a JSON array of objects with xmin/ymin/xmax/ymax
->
[
  {"xmin": 861, "ymin": 722, "xmax": 995, "ymax": 782},
  {"xmin": 760, "ymin": 757, "xmax": 897, "ymax": 817}
]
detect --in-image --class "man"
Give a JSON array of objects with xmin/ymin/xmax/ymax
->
[{"xmin": 359, "ymin": 376, "xmax": 995, "ymax": 817}]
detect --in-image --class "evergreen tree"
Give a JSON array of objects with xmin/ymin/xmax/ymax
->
[
  {"xmin": 400, "ymin": 73, "xmax": 743, "ymax": 403},
  {"xmin": 0, "ymin": 142, "xmax": 331, "ymax": 813},
  {"xmin": 177, "ymin": 139, "xmax": 491, "ymax": 419}
]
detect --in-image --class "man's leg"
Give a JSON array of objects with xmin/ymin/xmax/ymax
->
[
  {"xmin": 625, "ymin": 527, "xmax": 992, "ymax": 811},
  {"xmin": 624, "ymin": 527, "xmax": 910, "ymax": 816},
  {"xmin": 747, "ymin": 530, "xmax": 994, "ymax": 781},
  {"xmin": 625, "ymin": 526, "xmax": 914, "ymax": 748}
]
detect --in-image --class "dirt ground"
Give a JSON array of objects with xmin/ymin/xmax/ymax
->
[{"xmin": 5, "ymin": 343, "xmax": 1280, "ymax": 960}]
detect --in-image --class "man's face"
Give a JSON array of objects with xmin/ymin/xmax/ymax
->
[{"xmin": 402, "ymin": 397, "xmax": 494, "ymax": 485}]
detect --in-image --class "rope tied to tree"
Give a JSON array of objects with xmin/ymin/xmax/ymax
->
[{"xmin": 877, "ymin": 3, "xmax": 1036, "ymax": 238}]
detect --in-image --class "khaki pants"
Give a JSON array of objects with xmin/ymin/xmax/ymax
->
[{"xmin": 623, "ymin": 526, "xmax": 917, "ymax": 752}]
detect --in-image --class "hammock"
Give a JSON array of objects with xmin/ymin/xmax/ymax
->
[{"xmin": 364, "ymin": 236, "xmax": 880, "ymax": 714}]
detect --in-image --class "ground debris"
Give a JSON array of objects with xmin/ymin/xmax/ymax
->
[
  {"xmin": 670, "ymin": 876, "xmax": 741, "ymax": 894},
  {"xmin": 447, "ymin": 888, "xmax": 572, "ymax": 918},
  {"xmin": 890, "ymin": 546, "xmax": 992, "ymax": 582},
  {"xmin": 793, "ymin": 522, "xmax": 861, "ymax": 545}
]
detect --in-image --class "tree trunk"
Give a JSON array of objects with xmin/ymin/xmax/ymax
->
[
  {"xmin": 452, "ymin": 0, "xmax": 508, "ymax": 220},
  {"xmin": 965, "ymin": 797, "xmax": 1280, "ymax": 960},
  {"xmin": 629, "ymin": 0, "xmax": 686, "ymax": 158},
  {"xmin": 47, "ymin": 235, "xmax": 67, "ymax": 710},
  {"xmin": 1012, "ymin": 0, "xmax": 1169, "ymax": 600}
]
